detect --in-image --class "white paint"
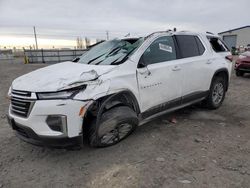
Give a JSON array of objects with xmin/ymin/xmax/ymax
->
[
  {"xmin": 9, "ymin": 100, "xmax": 87, "ymax": 137},
  {"xmin": 137, "ymin": 59, "xmax": 182, "ymax": 112},
  {"xmin": 12, "ymin": 61, "xmax": 117, "ymax": 92}
]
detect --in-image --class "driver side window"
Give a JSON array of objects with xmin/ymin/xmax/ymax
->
[{"xmin": 141, "ymin": 36, "xmax": 177, "ymax": 65}]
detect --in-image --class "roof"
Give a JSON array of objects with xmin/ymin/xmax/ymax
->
[{"xmin": 218, "ymin": 25, "xmax": 250, "ymax": 34}]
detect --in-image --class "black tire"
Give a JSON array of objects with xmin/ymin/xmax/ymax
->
[
  {"xmin": 205, "ymin": 76, "xmax": 226, "ymax": 109},
  {"xmin": 88, "ymin": 106, "xmax": 138, "ymax": 147},
  {"xmin": 236, "ymin": 70, "xmax": 244, "ymax": 77}
]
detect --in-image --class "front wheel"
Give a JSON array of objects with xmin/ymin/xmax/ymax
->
[
  {"xmin": 205, "ymin": 76, "xmax": 226, "ymax": 109},
  {"xmin": 88, "ymin": 106, "xmax": 138, "ymax": 147}
]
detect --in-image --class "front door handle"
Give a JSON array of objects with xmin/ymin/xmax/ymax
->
[
  {"xmin": 206, "ymin": 59, "xmax": 213, "ymax": 64},
  {"xmin": 137, "ymin": 68, "xmax": 151, "ymax": 78},
  {"xmin": 172, "ymin": 65, "xmax": 181, "ymax": 71}
]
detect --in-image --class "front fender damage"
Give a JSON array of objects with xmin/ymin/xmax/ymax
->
[
  {"xmin": 73, "ymin": 78, "xmax": 112, "ymax": 101},
  {"xmin": 57, "ymin": 70, "xmax": 100, "ymax": 91}
]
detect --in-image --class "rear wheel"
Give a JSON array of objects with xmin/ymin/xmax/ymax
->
[
  {"xmin": 236, "ymin": 70, "xmax": 244, "ymax": 77},
  {"xmin": 88, "ymin": 106, "xmax": 138, "ymax": 147},
  {"xmin": 205, "ymin": 76, "xmax": 226, "ymax": 109}
]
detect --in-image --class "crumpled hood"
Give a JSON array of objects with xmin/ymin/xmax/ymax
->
[{"xmin": 12, "ymin": 61, "xmax": 116, "ymax": 92}]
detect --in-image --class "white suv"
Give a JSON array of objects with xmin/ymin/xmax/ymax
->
[{"xmin": 7, "ymin": 31, "xmax": 232, "ymax": 147}]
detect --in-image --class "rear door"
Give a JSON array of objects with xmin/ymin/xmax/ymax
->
[{"xmin": 175, "ymin": 35, "xmax": 213, "ymax": 102}]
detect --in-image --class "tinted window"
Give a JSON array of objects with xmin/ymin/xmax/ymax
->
[
  {"xmin": 141, "ymin": 36, "xmax": 177, "ymax": 65},
  {"xmin": 195, "ymin": 36, "xmax": 205, "ymax": 55},
  {"xmin": 176, "ymin": 35, "xmax": 200, "ymax": 58},
  {"xmin": 207, "ymin": 37, "xmax": 229, "ymax": 52}
]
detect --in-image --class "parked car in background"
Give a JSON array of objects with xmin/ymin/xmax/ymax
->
[
  {"xmin": 238, "ymin": 45, "xmax": 246, "ymax": 54},
  {"xmin": 7, "ymin": 31, "xmax": 232, "ymax": 148},
  {"xmin": 235, "ymin": 51, "xmax": 250, "ymax": 76},
  {"xmin": 247, "ymin": 44, "xmax": 250, "ymax": 51}
]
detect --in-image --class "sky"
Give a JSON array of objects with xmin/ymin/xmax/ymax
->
[{"xmin": 0, "ymin": 0, "xmax": 249, "ymax": 49}]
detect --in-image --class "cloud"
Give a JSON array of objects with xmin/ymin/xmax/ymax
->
[{"xmin": 0, "ymin": 0, "xmax": 249, "ymax": 39}]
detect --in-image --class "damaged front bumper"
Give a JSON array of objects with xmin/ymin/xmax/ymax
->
[
  {"xmin": 7, "ymin": 115, "xmax": 82, "ymax": 147},
  {"xmin": 8, "ymin": 99, "xmax": 91, "ymax": 147}
]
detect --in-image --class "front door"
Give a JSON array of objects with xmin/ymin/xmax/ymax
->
[{"xmin": 136, "ymin": 36, "xmax": 183, "ymax": 114}]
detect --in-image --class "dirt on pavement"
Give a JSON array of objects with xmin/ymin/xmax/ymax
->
[{"xmin": 0, "ymin": 61, "xmax": 250, "ymax": 188}]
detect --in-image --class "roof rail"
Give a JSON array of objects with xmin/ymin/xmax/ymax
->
[
  {"xmin": 206, "ymin": 31, "xmax": 214, "ymax": 35},
  {"xmin": 146, "ymin": 30, "xmax": 173, "ymax": 39}
]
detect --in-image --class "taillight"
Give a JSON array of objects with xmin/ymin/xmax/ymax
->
[{"xmin": 225, "ymin": 55, "xmax": 233, "ymax": 62}]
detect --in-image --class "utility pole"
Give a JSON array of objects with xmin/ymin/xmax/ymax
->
[
  {"xmin": 106, "ymin": 30, "xmax": 109, "ymax": 40},
  {"xmin": 33, "ymin": 26, "xmax": 38, "ymax": 50}
]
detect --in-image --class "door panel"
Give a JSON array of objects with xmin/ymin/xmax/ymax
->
[
  {"xmin": 136, "ymin": 35, "xmax": 183, "ymax": 113},
  {"xmin": 137, "ymin": 61, "xmax": 182, "ymax": 112},
  {"xmin": 175, "ymin": 35, "xmax": 212, "ymax": 97},
  {"xmin": 180, "ymin": 56, "xmax": 212, "ymax": 96}
]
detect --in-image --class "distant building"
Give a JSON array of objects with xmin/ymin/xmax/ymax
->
[{"xmin": 218, "ymin": 26, "xmax": 250, "ymax": 50}]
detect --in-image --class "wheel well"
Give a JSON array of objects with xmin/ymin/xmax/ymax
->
[
  {"xmin": 212, "ymin": 69, "xmax": 229, "ymax": 91},
  {"xmin": 96, "ymin": 91, "xmax": 140, "ymax": 114},
  {"xmin": 82, "ymin": 91, "xmax": 140, "ymax": 131}
]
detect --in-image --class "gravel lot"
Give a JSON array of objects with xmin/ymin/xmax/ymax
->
[{"xmin": 0, "ymin": 61, "xmax": 250, "ymax": 188}]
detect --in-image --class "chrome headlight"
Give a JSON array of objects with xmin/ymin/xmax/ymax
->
[{"xmin": 36, "ymin": 85, "xmax": 86, "ymax": 100}]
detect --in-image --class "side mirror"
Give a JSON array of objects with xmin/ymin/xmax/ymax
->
[
  {"xmin": 72, "ymin": 57, "xmax": 80, "ymax": 62},
  {"xmin": 138, "ymin": 56, "xmax": 147, "ymax": 68}
]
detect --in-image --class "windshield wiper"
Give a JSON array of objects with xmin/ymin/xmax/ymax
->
[
  {"xmin": 86, "ymin": 53, "xmax": 106, "ymax": 64},
  {"xmin": 106, "ymin": 44, "xmax": 126, "ymax": 57},
  {"xmin": 111, "ymin": 48, "xmax": 136, "ymax": 65}
]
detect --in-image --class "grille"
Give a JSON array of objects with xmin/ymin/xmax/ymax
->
[
  {"xmin": 12, "ymin": 89, "xmax": 31, "ymax": 97},
  {"xmin": 11, "ymin": 90, "xmax": 34, "ymax": 118}
]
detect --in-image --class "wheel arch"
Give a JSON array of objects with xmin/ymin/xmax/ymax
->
[
  {"xmin": 97, "ymin": 90, "xmax": 141, "ymax": 115},
  {"xmin": 82, "ymin": 90, "xmax": 140, "ymax": 130},
  {"xmin": 211, "ymin": 68, "xmax": 229, "ymax": 91}
]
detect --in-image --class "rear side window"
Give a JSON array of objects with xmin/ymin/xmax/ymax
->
[
  {"xmin": 195, "ymin": 36, "xmax": 205, "ymax": 55},
  {"xmin": 175, "ymin": 35, "xmax": 200, "ymax": 58},
  {"xmin": 207, "ymin": 37, "xmax": 229, "ymax": 52}
]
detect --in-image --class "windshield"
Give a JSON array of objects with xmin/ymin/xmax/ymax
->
[{"xmin": 78, "ymin": 38, "xmax": 144, "ymax": 65}]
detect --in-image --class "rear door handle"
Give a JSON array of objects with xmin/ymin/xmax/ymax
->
[{"xmin": 172, "ymin": 65, "xmax": 181, "ymax": 71}]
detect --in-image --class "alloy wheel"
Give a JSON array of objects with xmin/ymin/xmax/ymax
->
[
  {"xmin": 212, "ymin": 82, "xmax": 224, "ymax": 105},
  {"xmin": 100, "ymin": 123, "xmax": 133, "ymax": 145}
]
